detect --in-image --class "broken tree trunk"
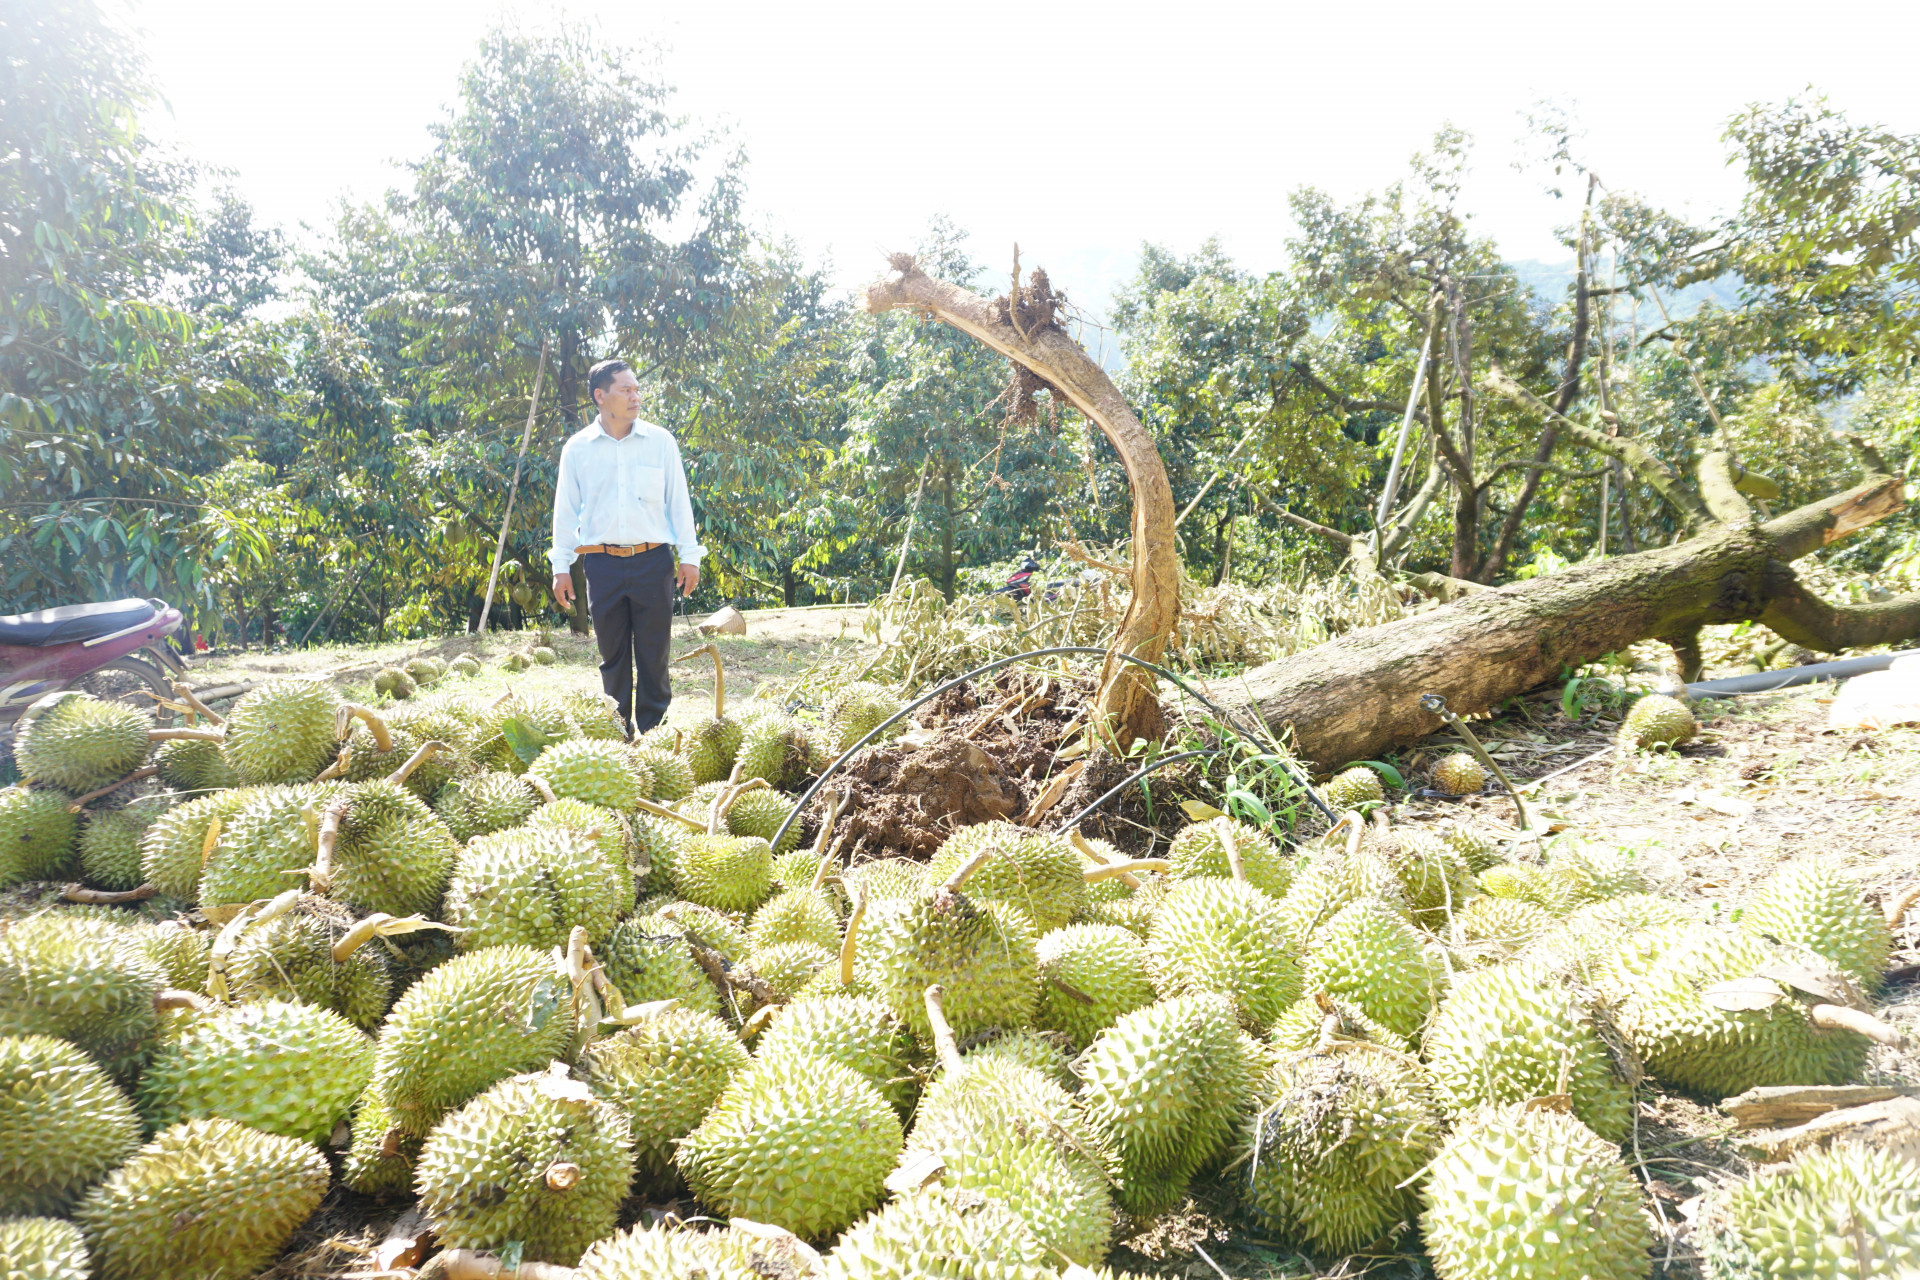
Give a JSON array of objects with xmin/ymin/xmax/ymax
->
[
  {"xmin": 1230, "ymin": 376, "xmax": 1918, "ymax": 769},
  {"xmin": 862, "ymin": 254, "xmax": 1179, "ymax": 744}
]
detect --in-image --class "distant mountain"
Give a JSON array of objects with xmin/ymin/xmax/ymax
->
[{"xmin": 1504, "ymin": 259, "xmax": 1744, "ymax": 327}]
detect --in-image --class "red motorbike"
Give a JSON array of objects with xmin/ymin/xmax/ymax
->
[{"xmin": 0, "ymin": 598, "xmax": 189, "ymax": 742}]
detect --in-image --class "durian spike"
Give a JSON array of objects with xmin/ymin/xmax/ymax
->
[
  {"xmin": 1885, "ymin": 883, "xmax": 1920, "ymax": 930},
  {"xmin": 168, "ymin": 680, "xmax": 226, "ymax": 727},
  {"xmin": 923, "ymin": 984, "xmax": 964, "ymax": 1073},
  {"xmin": 840, "ymin": 882, "xmax": 868, "ymax": 987},
  {"xmin": 808, "ymin": 789, "xmax": 849, "ymax": 860},
  {"xmin": 65, "ymin": 764, "xmax": 160, "ymax": 811},
  {"xmin": 314, "ymin": 745, "xmax": 354, "ymax": 782},
  {"xmin": 62, "ymin": 882, "xmax": 156, "ymax": 904},
  {"xmin": 673, "ymin": 641, "xmax": 727, "ymax": 720},
  {"xmin": 154, "ymin": 988, "xmax": 215, "ymax": 1013},
  {"xmin": 384, "ymin": 739, "xmax": 447, "ymax": 787},
  {"xmin": 523, "ymin": 773, "xmax": 559, "ymax": 805},
  {"xmin": 1083, "ymin": 857, "xmax": 1171, "ymax": 883},
  {"xmin": 1070, "ymin": 828, "xmax": 1141, "ymax": 888},
  {"xmin": 1808, "ymin": 1003, "xmax": 1907, "ymax": 1047},
  {"xmin": 330, "ymin": 912, "xmax": 462, "ymax": 962},
  {"xmin": 939, "ymin": 845, "xmax": 995, "ymax": 895},
  {"xmin": 311, "ymin": 797, "xmax": 349, "ymax": 893},
  {"xmin": 739, "ymin": 1004, "xmax": 779, "ymax": 1043},
  {"xmin": 634, "ymin": 795, "xmax": 706, "ymax": 832},
  {"xmin": 147, "ymin": 726, "xmax": 225, "ymax": 743}
]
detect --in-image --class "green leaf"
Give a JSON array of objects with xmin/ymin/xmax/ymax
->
[
  {"xmin": 500, "ymin": 714, "xmax": 559, "ymax": 765},
  {"xmin": 1355, "ymin": 760, "xmax": 1404, "ymax": 789}
]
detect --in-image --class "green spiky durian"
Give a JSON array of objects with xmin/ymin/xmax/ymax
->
[
  {"xmin": 750, "ymin": 885, "xmax": 841, "ymax": 953},
  {"xmin": 1431, "ymin": 751, "xmax": 1487, "ymax": 795},
  {"xmin": 744, "ymin": 941, "xmax": 834, "ymax": 1004},
  {"xmin": 1147, "ymin": 877, "xmax": 1301, "ymax": 1030},
  {"xmin": 736, "ymin": 710, "xmax": 816, "ymax": 788},
  {"xmin": 676, "ymin": 1055, "xmax": 903, "ymax": 1240},
  {"xmin": 445, "ymin": 826, "xmax": 623, "ymax": 951},
  {"xmin": 631, "ymin": 744, "xmax": 694, "ymax": 803},
  {"xmin": 1521, "ymin": 893, "xmax": 1699, "ymax": 981},
  {"xmin": 1281, "ymin": 843, "xmax": 1408, "ymax": 942},
  {"xmin": 198, "ymin": 783, "xmax": 341, "ymax": 906},
  {"xmin": 1452, "ymin": 894, "xmax": 1557, "ymax": 962},
  {"xmin": 447, "ymin": 654, "xmax": 482, "ymax": 677},
  {"xmin": 0, "ymin": 916, "xmax": 161, "ymax": 1069},
  {"xmin": 864, "ymin": 876, "xmax": 1039, "ymax": 1043},
  {"xmin": 1419, "ymin": 1103, "xmax": 1652, "ymax": 1280},
  {"xmin": 669, "ymin": 832, "xmax": 774, "ymax": 913},
  {"xmin": 1167, "ymin": 816, "xmax": 1294, "ymax": 897},
  {"xmin": 636, "ymin": 900, "xmax": 753, "ymax": 963},
  {"xmin": 1073, "ymin": 864, "xmax": 1166, "ymax": 939},
  {"xmin": 415, "ymin": 1067, "xmax": 632, "ymax": 1266},
  {"xmin": 1440, "ymin": 823, "xmax": 1502, "ymax": 872},
  {"xmin": 1323, "ymin": 766, "xmax": 1385, "ymax": 810},
  {"xmin": 1033, "ymin": 922, "xmax": 1156, "ymax": 1049},
  {"xmin": 595, "ymin": 920, "xmax": 724, "ymax": 1018},
  {"xmin": 342, "ymin": 710, "xmax": 469, "ymax": 799},
  {"xmin": 370, "ymin": 944, "xmax": 578, "ymax": 1136},
  {"xmin": 531, "ymin": 738, "xmax": 642, "ymax": 811},
  {"xmin": 138, "ymin": 787, "xmax": 256, "ymax": 900},
  {"xmin": 580, "ymin": 1006, "xmax": 749, "ymax": 1192},
  {"xmin": 1545, "ymin": 842, "xmax": 1651, "ymax": 908},
  {"xmin": 754, "ymin": 993, "xmax": 916, "ymax": 1114},
  {"xmin": 531, "ymin": 645, "xmax": 557, "ymax": 665},
  {"xmin": 823, "ymin": 681, "xmax": 904, "ymax": 756},
  {"xmin": 0, "ymin": 1035, "xmax": 140, "ymax": 1215},
  {"xmin": 152, "ymin": 736, "xmax": 235, "ymax": 792},
  {"xmin": 926, "ymin": 822, "xmax": 1086, "ymax": 932},
  {"xmin": 1699, "ymin": 1142, "xmax": 1920, "ymax": 1278},
  {"xmin": 771, "ymin": 847, "xmax": 825, "ymax": 891},
  {"xmin": 681, "ymin": 647, "xmax": 744, "ymax": 784},
  {"xmin": 1076, "ymin": 994, "xmax": 1255, "ymax": 1216},
  {"xmin": 822, "ymin": 1188, "xmax": 1055, "ymax": 1280},
  {"xmin": 498, "ymin": 651, "xmax": 532, "ymax": 673},
  {"xmin": 526, "ymin": 798, "xmax": 638, "ymax": 911},
  {"xmin": 433, "ymin": 770, "xmax": 537, "ymax": 841},
  {"xmin": 1738, "ymin": 859, "xmax": 1891, "ymax": 988},
  {"xmin": 220, "ymin": 896, "xmax": 392, "ymax": 1027},
  {"xmin": 1384, "ymin": 828, "xmax": 1479, "ymax": 927},
  {"xmin": 575, "ymin": 1224, "xmax": 761, "ymax": 1280},
  {"xmin": 1619, "ymin": 692, "xmax": 1696, "ymax": 751},
  {"xmin": 0, "ymin": 787, "xmax": 78, "ymax": 889},
  {"xmin": 221, "ymin": 678, "xmax": 341, "ymax": 785},
  {"xmin": 1477, "ymin": 861, "xmax": 1579, "ymax": 916},
  {"xmin": 960, "ymin": 1028, "xmax": 1079, "ymax": 1091},
  {"xmin": 1267, "ymin": 992, "xmax": 1402, "ymax": 1053},
  {"xmin": 0, "ymin": 1216, "xmax": 89, "ymax": 1280},
  {"xmin": 136, "ymin": 999, "xmax": 373, "ymax": 1144},
  {"xmin": 631, "ymin": 813, "xmax": 694, "ymax": 895},
  {"xmin": 373, "ymin": 666, "xmax": 416, "ymax": 700},
  {"xmin": 1423, "ymin": 960, "xmax": 1633, "ymax": 1142},
  {"xmin": 1242, "ymin": 1044, "xmax": 1440, "ymax": 1254},
  {"xmin": 75, "ymin": 1117, "xmax": 330, "ymax": 1280},
  {"xmin": 326, "ymin": 779, "xmax": 458, "ymax": 916},
  {"xmin": 127, "ymin": 920, "xmax": 209, "ymax": 993},
  {"xmin": 680, "ymin": 783, "xmax": 804, "ymax": 856},
  {"xmin": 403, "ymin": 655, "xmax": 445, "ymax": 685},
  {"xmin": 340, "ymin": 1087, "xmax": 421, "ymax": 1198},
  {"xmin": 13, "ymin": 693, "xmax": 150, "ymax": 792},
  {"xmin": 842, "ymin": 856, "xmax": 926, "ymax": 904},
  {"xmin": 1301, "ymin": 899, "xmax": 1446, "ymax": 1043},
  {"xmin": 77, "ymin": 807, "xmax": 156, "ymax": 891}
]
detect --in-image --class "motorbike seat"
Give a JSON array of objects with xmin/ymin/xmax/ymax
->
[{"xmin": 0, "ymin": 598, "xmax": 158, "ymax": 647}]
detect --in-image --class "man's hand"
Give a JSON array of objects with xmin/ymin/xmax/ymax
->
[
  {"xmin": 676, "ymin": 563, "xmax": 700, "ymax": 596},
  {"xmin": 551, "ymin": 573, "xmax": 574, "ymax": 609}
]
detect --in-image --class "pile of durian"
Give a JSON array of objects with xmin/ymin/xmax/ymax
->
[{"xmin": 1, "ymin": 665, "xmax": 1916, "ymax": 1280}]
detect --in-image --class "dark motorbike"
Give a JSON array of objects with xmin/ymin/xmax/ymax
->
[{"xmin": 1, "ymin": 598, "xmax": 188, "ymax": 742}]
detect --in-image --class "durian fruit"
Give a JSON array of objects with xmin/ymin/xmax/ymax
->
[
  {"xmin": 127, "ymin": 920, "xmax": 210, "ymax": 993},
  {"xmin": 771, "ymin": 847, "xmax": 825, "ymax": 891},
  {"xmin": 1477, "ymin": 861, "xmax": 1578, "ymax": 916},
  {"xmin": 823, "ymin": 1187, "xmax": 1056, "ymax": 1280},
  {"xmin": 0, "ymin": 786, "xmax": 79, "ymax": 888},
  {"xmin": 736, "ymin": 709, "xmax": 816, "ymax": 788},
  {"xmin": 321, "ymin": 779, "xmax": 459, "ymax": 917},
  {"xmin": 342, "ymin": 706, "xmax": 468, "ymax": 798},
  {"xmin": 632, "ymin": 744, "xmax": 694, "ymax": 803},
  {"xmin": 526, "ymin": 798, "xmax": 639, "ymax": 916},
  {"xmin": 402, "ymin": 655, "xmax": 445, "ymax": 685},
  {"xmin": 680, "ymin": 783, "xmax": 804, "ymax": 856},
  {"xmin": 1440, "ymin": 823, "xmax": 1502, "ymax": 873},
  {"xmin": 558, "ymin": 689, "xmax": 623, "ymax": 740},
  {"xmin": 1034, "ymin": 922, "xmax": 1156, "ymax": 1049},
  {"xmin": 447, "ymin": 654, "xmax": 482, "ymax": 677},
  {"xmin": 152, "ymin": 736, "xmax": 235, "ymax": 791},
  {"xmin": 77, "ymin": 807, "xmax": 157, "ymax": 891},
  {"xmin": 1738, "ymin": 858, "xmax": 1892, "ymax": 988},
  {"xmin": 926, "ymin": 822, "xmax": 1087, "ymax": 932},
  {"xmin": 823, "ymin": 681, "xmax": 904, "ymax": 756},
  {"xmin": 0, "ymin": 1216, "xmax": 89, "ymax": 1280},
  {"xmin": 1241, "ymin": 1043, "xmax": 1440, "ymax": 1254},
  {"xmin": 679, "ymin": 644, "xmax": 744, "ymax": 784},
  {"xmin": 1301, "ymin": 900, "xmax": 1445, "ymax": 1043},
  {"xmin": 631, "ymin": 812, "xmax": 694, "ymax": 894},
  {"xmin": 842, "ymin": 856, "xmax": 926, "ymax": 905},
  {"xmin": 1619, "ymin": 692, "xmax": 1697, "ymax": 751},
  {"xmin": 218, "ymin": 894, "xmax": 393, "ymax": 1027},
  {"xmin": 1167, "ymin": 816, "xmax": 1294, "ymax": 898},
  {"xmin": 637, "ymin": 899, "xmax": 753, "ymax": 963},
  {"xmin": 1267, "ymin": 991, "xmax": 1401, "ymax": 1053},
  {"xmin": 575, "ymin": 1223, "xmax": 762, "ymax": 1280},
  {"xmin": 370, "ymin": 944, "xmax": 578, "ymax": 1135},
  {"xmin": 530, "ymin": 737, "xmax": 642, "ymax": 810},
  {"xmin": 1147, "ymin": 877, "xmax": 1301, "ymax": 1031},
  {"xmin": 221, "ymin": 677, "xmax": 342, "ymax": 784},
  {"xmin": 340, "ymin": 1086, "xmax": 422, "ymax": 1198},
  {"xmin": 580, "ymin": 1006, "xmax": 750, "ymax": 1192},
  {"xmin": 499, "ymin": 651, "xmax": 532, "ymax": 673},
  {"xmin": 0, "ymin": 1034, "xmax": 141, "ymax": 1215},
  {"xmin": 433, "ymin": 770, "xmax": 538, "ymax": 841},
  {"xmin": 676, "ymin": 1054, "xmax": 904, "ymax": 1240},
  {"xmin": 750, "ymin": 885, "xmax": 842, "ymax": 953},
  {"xmin": 1521, "ymin": 893, "xmax": 1699, "ymax": 981},
  {"xmin": 1076, "ymin": 993, "xmax": 1256, "ymax": 1215},
  {"xmin": 372, "ymin": 666, "xmax": 416, "ymax": 700},
  {"xmin": 743, "ymin": 941, "xmax": 834, "ymax": 1004},
  {"xmin": 670, "ymin": 832, "xmax": 774, "ymax": 913},
  {"xmin": 415, "ymin": 1067, "xmax": 632, "ymax": 1266},
  {"xmin": 1419, "ymin": 1103, "xmax": 1652, "ymax": 1280},
  {"xmin": 531, "ymin": 645, "xmax": 558, "ymax": 665},
  {"xmin": 74, "ymin": 1117, "xmax": 330, "ymax": 1280},
  {"xmin": 1698, "ymin": 1141, "xmax": 1920, "ymax": 1278},
  {"xmin": 0, "ymin": 915, "xmax": 162, "ymax": 1069},
  {"xmin": 1323, "ymin": 766, "xmax": 1385, "ymax": 810},
  {"xmin": 863, "ymin": 858, "xmax": 1039, "ymax": 1043},
  {"xmin": 957, "ymin": 1028, "xmax": 1079, "ymax": 1091},
  {"xmin": 1451, "ymin": 894, "xmax": 1557, "ymax": 962},
  {"xmin": 753, "ymin": 992, "xmax": 916, "ymax": 1114},
  {"xmin": 1073, "ymin": 862, "xmax": 1167, "ymax": 940},
  {"xmin": 1545, "ymin": 842, "xmax": 1650, "ymax": 908},
  {"xmin": 136, "ymin": 998, "xmax": 374, "ymax": 1144},
  {"xmin": 1613, "ymin": 927, "xmax": 1879, "ymax": 1096},
  {"xmin": 1382, "ymin": 828, "xmax": 1479, "ymax": 928},
  {"xmin": 1431, "ymin": 751, "xmax": 1487, "ymax": 795},
  {"xmin": 1422, "ymin": 960, "xmax": 1633, "ymax": 1142},
  {"xmin": 12, "ymin": 693, "xmax": 151, "ymax": 792},
  {"xmin": 1281, "ymin": 841, "xmax": 1408, "ymax": 942},
  {"xmin": 138, "ymin": 787, "xmax": 256, "ymax": 899},
  {"xmin": 595, "ymin": 919, "xmax": 724, "ymax": 1018},
  {"xmin": 198, "ymin": 782, "xmax": 341, "ymax": 906}
]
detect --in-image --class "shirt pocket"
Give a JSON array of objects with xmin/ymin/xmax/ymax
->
[{"xmin": 636, "ymin": 464, "xmax": 667, "ymax": 507}]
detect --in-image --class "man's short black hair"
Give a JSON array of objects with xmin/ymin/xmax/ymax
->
[{"xmin": 588, "ymin": 359, "xmax": 632, "ymax": 399}]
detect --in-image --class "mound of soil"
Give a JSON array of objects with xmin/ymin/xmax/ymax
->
[{"xmin": 828, "ymin": 735, "xmax": 1023, "ymax": 858}]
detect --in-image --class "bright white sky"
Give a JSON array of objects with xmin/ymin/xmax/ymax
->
[{"xmin": 131, "ymin": 0, "xmax": 1920, "ymax": 322}]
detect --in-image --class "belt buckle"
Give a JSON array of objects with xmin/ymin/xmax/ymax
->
[{"xmin": 612, "ymin": 545, "xmax": 634, "ymax": 557}]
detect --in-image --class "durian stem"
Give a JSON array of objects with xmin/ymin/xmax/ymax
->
[
  {"xmin": 1048, "ymin": 975, "xmax": 1096, "ymax": 1005},
  {"xmin": 1082, "ymin": 857, "xmax": 1171, "ymax": 883},
  {"xmin": 384, "ymin": 739, "xmax": 447, "ymax": 787},
  {"xmin": 674, "ymin": 641, "xmax": 727, "ymax": 719},
  {"xmin": 809, "ymin": 788, "xmax": 849, "ymax": 861},
  {"xmin": 1070, "ymin": 829, "xmax": 1140, "ymax": 888},
  {"xmin": 312, "ymin": 797, "xmax": 349, "ymax": 893},
  {"xmin": 689, "ymin": 942, "xmax": 779, "ymax": 1007},
  {"xmin": 711, "ymin": 777, "xmax": 768, "ymax": 835},
  {"xmin": 169, "ymin": 680, "xmax": 226, "ymax": 727},
  {"xmin": 1344, "ymin": 812, "xmax": 1365, "ymax": 859},
  {"xmin": 634, "ymin": 795, "xmax": 707, "ymax": 831},
  {"xmin": 154, "ymin": 988, "xmax": 214, "ymax": 1013},
  {"xmin": 543, "ymin": 1162, "xmax": 582, "ymax": 1191},
  {"xmin": 314, "ymin": 746, "xmax": 354, "ymax": 782},
  {"xmin": 840, "ymin": 883, "xmax": 868, "ymax": 986},
  {"xmin": 923, "ymin": 984, "xmax": 964, "ymax": 1072},
  {"xmin": 147, "ymin": 727, "xmax": 225, "ymax": 742},
  {"xmin": 62, "ymin": 882, "xmax": 156, "ymax": 904},
  {"xmin": 332, "ymin": 914, "xmax": 392, "ymax": 962},
  {"xmin": 337, "ymin": 703, "xmax": 393, "ymax": 754},
  {"xmin": 427, "ymin": 1249, "xmax": 580, "ymax": 1280},
  {"xmin": 1884, "ymin": 883, "xmax": 1920, "ymax": 931},
  {"xmin": 810, "ymin": 831, "xmax": 847, "ymax": 893},
  {"xmin": 65, "ymin": 765, "xmax": 160, "ymax": 812},
  {"xmin": 940, "ymin": 846, "xmax": 995, "ymax": 895},
  {"xmin": 739, "ymin": 1004, "xmax": 779, "ymax": 1042},
  {"xmin": 1224, "ymin": 837, "xmax": 1247, "ymax": 883},
  {"xmin": 1810, "ymin": 1003, "xmax": 1907, "ymax": 1047},
  {"xmin": 523, "ymin": 773, "xmax": 558, "ymax": 804}
]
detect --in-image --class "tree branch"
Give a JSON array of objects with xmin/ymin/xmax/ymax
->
[
  {"xmin": 1761, "ymin": 474, "xmax": 1908, "ymax": 563},
  {"xmin": 1258, "ymin": 497, "xmax": 1353, "ymax": 548},
  {"xmin": 1380, "ymin": 455, "xmax": 1447, "ymax": 564},
  {"xmin": 1699, "ymin": 452, "xmax": 1758, "ymax": 526},
  {"xmin": 1288, "ymin": 358, "xmax": 1405, "ymax": 415},
  {"xmin": 1759, "ymin": 563, "xmax": 1920, "ymax": 652}
]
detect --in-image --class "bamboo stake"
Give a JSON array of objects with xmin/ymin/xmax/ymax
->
[{"xmin": 477, "ymin": 338, "xmax": 549, "ymax": 635}]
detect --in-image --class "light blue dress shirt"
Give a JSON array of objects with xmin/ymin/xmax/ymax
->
[{"xmin": 548, "ymin": 417, "xmax": 705, "ymax": 575}]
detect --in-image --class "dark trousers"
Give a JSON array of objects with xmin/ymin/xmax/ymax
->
[{"xmin": 581, "ymin": 547, "xmax": 674, "ymax": 736}]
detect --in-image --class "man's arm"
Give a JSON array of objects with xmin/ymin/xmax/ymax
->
[
  {"xmin": 549, "ymin": 438, "xmax": 584, "ymax": 607},
  {"xmin": 665, "ymin": 436, "xmax": 704, "ymax": 595}
]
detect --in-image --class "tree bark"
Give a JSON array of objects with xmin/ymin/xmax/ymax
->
[{"xmin": 862, "ymin": 255, "xmax": 1180, "ymax": 743}]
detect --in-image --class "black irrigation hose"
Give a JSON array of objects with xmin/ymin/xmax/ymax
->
[
  {"xmin": 1052, "ymin": 747, "xmax": 1221, "ymax": 835},
  {"xmin": 770, "ymin": 645, "xmax": 1335, "ymax": 852}
]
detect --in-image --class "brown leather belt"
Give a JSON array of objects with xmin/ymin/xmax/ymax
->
[{"xmin": 576, "ymin": 543, "xmax": 664, "ymax": 557}]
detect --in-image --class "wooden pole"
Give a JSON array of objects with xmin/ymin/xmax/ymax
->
[{"xmin": 477, "ymin": 340, "xmax": 549, "ymax": 635}]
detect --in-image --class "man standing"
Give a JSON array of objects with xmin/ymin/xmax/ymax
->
[{"xmin": 550, "ymin": 359, "xmax": 702, "ymax": 737}]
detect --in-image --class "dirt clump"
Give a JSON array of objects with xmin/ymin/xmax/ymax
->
[{"xmin": 825, "ymin": 735, "xmax": 1024, "ymax": 859}]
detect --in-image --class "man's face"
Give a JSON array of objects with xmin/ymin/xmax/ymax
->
[{"xmin": 595, "ymin": 369, "xmax": 642, "ymax": 420}]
